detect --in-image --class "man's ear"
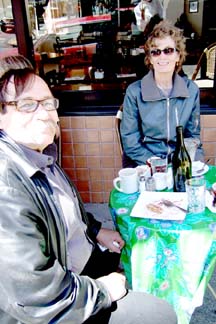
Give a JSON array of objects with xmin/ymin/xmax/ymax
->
[{"xmin": 54, "ymin": 121, "xmax": 60, "ymax": 140}]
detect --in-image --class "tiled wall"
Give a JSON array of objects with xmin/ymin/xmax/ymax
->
[
  {"xmin": 60, "ymin": 116, "xmax": 122, "ymax": 203},
  {"xmin": 60, "ymin": 114, "xmax": 216, "ymax": 203}
]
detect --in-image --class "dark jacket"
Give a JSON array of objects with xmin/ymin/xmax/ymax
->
[
  {"xmin": 121, "ymin": 70, "xmax": 204, "ymax": 164},
  {"xmin": 0, "ymin": 133, "xmax": 111, "ymax": 324}
]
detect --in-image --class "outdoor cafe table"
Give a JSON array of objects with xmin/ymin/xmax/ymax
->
[{"xmin": 109, "ymin": 166, "xmax": 216, "ymax": 324}]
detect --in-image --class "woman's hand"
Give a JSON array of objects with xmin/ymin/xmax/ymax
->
[{"xmin": 96, "ymin": 228, "xmax": 125, "ymax": 253}]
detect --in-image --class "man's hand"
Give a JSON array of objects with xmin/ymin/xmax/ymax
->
[
  {"xmin": 97, "ymin": 272, "xmax": 127, "ymax": 302},
  {"xmin": 96, "ymin": 228, "xmax": 125, "ymax": 253}
]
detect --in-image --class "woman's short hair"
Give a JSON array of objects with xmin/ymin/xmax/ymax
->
[{"xmin": 144, "ymin": 20, "xmax": 187, "ymax": 73}]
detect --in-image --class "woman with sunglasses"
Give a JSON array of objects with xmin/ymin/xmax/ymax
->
[{"xmin": 120, "ymin": 19, "xmax": 204, "ymax": 167}]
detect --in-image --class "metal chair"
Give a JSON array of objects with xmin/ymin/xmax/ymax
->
[{"xmin": 115, "ymin": 105, "xmax": 123, "ymax": 155}]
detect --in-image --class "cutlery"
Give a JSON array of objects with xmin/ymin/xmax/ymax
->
[
  {"xmin": 195, "ymin": 158, "xmax": 211, "ymax": 174},
  {"xmin": 162, "ymin": 199, "xmax": 188, "ymax": 213},
  {"xmin": 208, "ymin": 188, "xmax": 216, "ymax": 207}
]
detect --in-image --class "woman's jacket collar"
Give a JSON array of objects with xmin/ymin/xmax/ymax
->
[{"xmin": 140, "ymin": 70, "xmax": 190, "ymax": 101}]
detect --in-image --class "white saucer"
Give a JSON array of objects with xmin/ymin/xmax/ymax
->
[{"xmin": 192, "ymin": 161, "xmax": 209, "ymax": 177}]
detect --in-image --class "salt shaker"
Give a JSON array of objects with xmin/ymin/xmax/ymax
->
[
  {"xmin": 139, "ymin": 175, "xmax": 146, "ymax": 192},
  {"xmin": 145, "ymin": 176, "xmax": 156, "ymax": 191}
]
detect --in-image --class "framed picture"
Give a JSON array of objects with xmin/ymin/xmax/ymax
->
[{"xmin": 189, "ymin": 1, "xmax": 199, "ymax": 13}]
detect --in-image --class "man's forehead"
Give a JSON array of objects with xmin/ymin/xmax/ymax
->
[{"xmin": 3, "ymin": 76, "xmax": 16, "ymax": 100}]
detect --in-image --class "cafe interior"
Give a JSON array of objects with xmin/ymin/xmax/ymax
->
[{"xmin": 0, "ymin": 1, "xmax": 215, "ymax": 197}]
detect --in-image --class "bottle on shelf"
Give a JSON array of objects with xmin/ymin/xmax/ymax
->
[{"xmin": 172, "ymin": 125, "xmax": 192, "ymax": 192}]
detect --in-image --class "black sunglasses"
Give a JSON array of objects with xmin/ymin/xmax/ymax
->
[{"xmin": 150, "ymin": 47, "xmax": 177, "ymax": 57}]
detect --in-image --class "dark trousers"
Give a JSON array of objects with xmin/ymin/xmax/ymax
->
[
  {"xmin": 81, "ymin": 245, "xmax": 120, "ymax": 279},
  {"xmin": 81, "ymin": 245, "xmax": 120, "ymax": 324},
  {"xmin": 122, "ymin": 151, "xmax": 138, "ymax": 168},
  {"xmin": 81, "ymin": 245, "xmax": 177, "ymax": 324}
]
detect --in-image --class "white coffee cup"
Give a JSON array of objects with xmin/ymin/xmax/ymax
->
[
  {"xmin": 113, "ymin": 168, "xmax": 138, "ymax": 194},
  {"xmin": 153, "ymin": 172, "xmax": 167, "ymax": 191}
]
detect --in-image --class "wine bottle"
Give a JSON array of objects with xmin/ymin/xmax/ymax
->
[{"xmin": 172, "ymin": 126, "xmax": 192, "ymax": 192}]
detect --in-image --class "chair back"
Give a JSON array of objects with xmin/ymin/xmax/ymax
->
[
  {"xmin": 115, "ymin": 105, "xmax": 123, "ymax": 155},
  {"xmin": 192, "ymin": 42, "xmax": 216, "ymax": 81},
  {"xmin": 206, "ymin": 45, "xmax": 216, "ymax": 79}
]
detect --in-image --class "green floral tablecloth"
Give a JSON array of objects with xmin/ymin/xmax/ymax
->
[{"xmin": 109, "ymin": 166, "xmax": 216, "ymax": 324}]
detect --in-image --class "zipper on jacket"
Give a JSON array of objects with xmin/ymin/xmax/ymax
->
[{"xmin": 166, "ymin": 98, "xmax": 171, "ymax": 156}]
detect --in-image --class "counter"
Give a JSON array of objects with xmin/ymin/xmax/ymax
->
[{"xmin": 53, "ymin": 82, "xmax": 216, "ymax": 116}]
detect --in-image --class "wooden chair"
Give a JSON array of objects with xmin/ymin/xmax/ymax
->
[
  {"xmin": 192, "ymin": 42, "xmax": 216, "ymax": 86},
  {"xmin": 115, "ymin": 105, "xmax": 123, "ymax": 155},
  {"xmin": 208, "ymin": 283, "xmax": 216, "ymax": 300}
]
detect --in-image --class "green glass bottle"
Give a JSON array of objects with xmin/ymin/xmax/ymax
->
[{"xmin": 172, "ymin": 126, "xmax": 192, "ymax": 192}]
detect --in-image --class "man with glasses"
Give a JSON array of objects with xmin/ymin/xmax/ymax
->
[{"xmin": 0, "ymin": 55, "xmax": 177, "ymax": 324}]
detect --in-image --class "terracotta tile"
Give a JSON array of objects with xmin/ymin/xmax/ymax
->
[
  {"xmin": 101, "ymin": 143, "xmax": 115, "ymax": 156},
  {"xmin": 60, "ymin": 117, "xmax": 71, "ymax": 129},
  {"xmin": 101, "ymin": 169, "xmax": 115, "ymax": 181},
  {"xmin": 72, "ymin": 129, "xmax": 87, "ymax": 143},
  {"xmin": 100, "ymin": 129, "xmax": 114, "ymax": 142},
  {"xmin": 91, "ymin": 192, "xmax": 104, "ymax": 203},
  {"xmin": 76, "ymin": 168, "xmax": 90, "ymax": 181},
  {"xmin": 75, "ymin": 156, "xmax": 88, "ymax": 168},
  {"xmin": 62, "ymin": 143, "xmax": 73, "ymax": 156},
  {"xmin": 101, "ymin": 156, "xmax": 115, "ymax": 168},
  {"xmin": 91, "ymin": 181, "xmax": 104, "ymax": 192},
  {"xmin": 87, "ymin": 156, "xmax": 101, "ymax": 168},
  {"xmin": 76, "ymin": 180, "xmax": 90, "ymax": 191},
  {"xmin": 62, "ymin": 156, "xmax": 75, "ymax": 169},
  {"xmin": 71, "ymin": 117, "xmax": 85, "ymax": 129},
  {"xmin": 61, "ymin": 130, "xmax": 72, "ymax": 143},
  {"xmin": 85, "ymin": 117, "xmax": 100, "ymax": 128},
  {"xmin": 115, "ymin": 156, "xmax": 122, "ymax": 169},
  {"xmin": 99, "ymin": 116, "xmax": 114, "ymax": 128},
  {"xmin": 103, "ymin": 180, "xmax": 113, "ymax": 192},
  {"xmin": 202, "ymin": 143, "xmax": 216, "ymax": 157},
  {"xmin": 80, "ymin": 192, "xmax": 91, "ymax": 203},
  {"xmin": 203, "ymin": 129, "xmax": 216, "ymax": 142},
  {"xmin": 202, "ymin": 115, "xmax": 216, "ymax": 128},
  {"xmin": 89, "ymin": 169, "xmax": 102, "ymax": 181},
  {"xmin": 104, "ymin": 191, "xmax": 112, "ymax": 203},
  {"xmin": 87, "ymin": 143, "xmax": 100, "ymax": 155},
  {"xmin": 200, "ymin": 128, "xmax": 204, "ymax": 142},
  {"xmin": 63, "ymin": 168, "xmax": 77, "ymax": 181},
  {"xmin": 73, "ymin": 143, "xmax": 87, "ymax": 155},
  {"xmin": 87, "ymin": 130, "xmax": 100, "ymax": 142}
]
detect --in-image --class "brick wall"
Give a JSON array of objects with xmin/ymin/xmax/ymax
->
[{"xmin": 60, "ymin": 114, "xmax": 216, "ymax": 203}]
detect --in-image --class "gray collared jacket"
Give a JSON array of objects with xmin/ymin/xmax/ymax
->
[{"xmin": 120, "ymin": 70, "xmax": 204, "ymax": 164}]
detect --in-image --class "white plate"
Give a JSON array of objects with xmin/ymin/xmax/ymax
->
[
  {"xmin": 130, "ymin": 192, "xmax": 188, "ymax": 220},
  {"xmin": 192, "ymin": 161, "xmax": 209, "ymax": 177}
]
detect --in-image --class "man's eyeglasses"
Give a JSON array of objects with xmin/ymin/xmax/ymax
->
[
  {"xmin": 150, "ymin": 47, "xmax": 177, "ymax": 57},
  {"xmin": 1, "ymin": 98, "xmax": 59, "ymax": 113}
]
